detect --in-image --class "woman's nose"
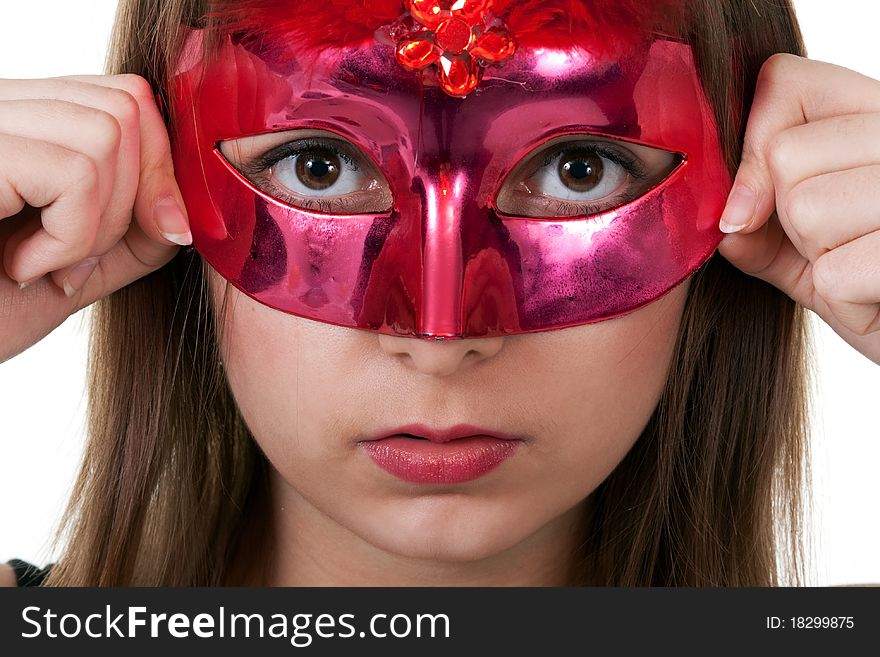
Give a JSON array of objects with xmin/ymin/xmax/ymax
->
[{"xmin": 377, "ymin": 333, "xmax": 505, "ymax": 377}]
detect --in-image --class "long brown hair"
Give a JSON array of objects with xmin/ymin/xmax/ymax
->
[{"xmin": 45, "ymin": 0, "xmax": 812, "ymax": 586}]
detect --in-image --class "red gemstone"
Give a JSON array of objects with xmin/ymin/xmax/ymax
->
[
  {"xmin": 451, "ymin": 0, "xmax": 491, "ymax": 23},
  {"xmin": 408, "ymin": 0, "xmax": 490, "ymax": 30},
  {"xmin": 409, "ymin": 0, "xmax": 446, "ymax": 30},
  {"xmin": 471, "ymin": 29, "xmax": 516, "ymax": 62},
  {"xmin": 435, "ymin": 17, "xmax": 473, "ymax": 54},
  {"xmin": 439, "ymin": 56, "xmax": 479, "ymax": 97},
  {"xmin": 400, "ymin": 0, "xmax": 506, "ymax": 98},
  {"xmin": 396, "ymin": 37, "xmax": 441, "ymax": 70}
]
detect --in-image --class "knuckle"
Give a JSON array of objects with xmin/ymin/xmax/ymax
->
[
  {"xmin": 65, "ymin": 151, "xmax": 100, "ymax": 193},
  {"xmin": 42, "ymin": 102, "xmax": 122, "ymax": 161},
  {"xmin": 0, "ymin": 179, "xmax": 24, "ymax": 218},
  {"xmin": 66, "ymin": 218, "xmax": 100, "ymax": 261},
  {"xmin": 783, "ymin": 182, "xmax": 815, "ymax": 226},
  {"xmin": 784, "ymin": 183, "xmax": 824, "ymax": 259},
  {"xmin": 90, "ymin": 108, "xmax": 123, "ymax": 159},
  {"xmin": 111, "ymin": 73, "xmax": 154, "ymax": 103},
  {"xmin": 812, "ymin": 253, "xmax": 840, "ymax": 299},
  {"xmin": 104, "ymin": 87, "xmax": 141, "ymax": 129},
  {"xmin": 758, "ymin": 53, "xmax": 801, "ymax": 88},
  {"xmin": 765, "ymin": 131, "xmax": 795, "ymax": 181}
]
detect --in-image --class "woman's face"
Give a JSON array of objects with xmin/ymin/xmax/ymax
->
[
  {"xmin": 189, "ymin": 18, "xmax": 718, "ymax": 571},
  {"xmin": 208, "ymin": 267, "xmax": 689, "ymax": 563}
]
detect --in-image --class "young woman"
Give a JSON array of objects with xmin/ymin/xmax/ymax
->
[{"xmin": 1, "ymin": 0, "xmax": 878, "ymax": 586}]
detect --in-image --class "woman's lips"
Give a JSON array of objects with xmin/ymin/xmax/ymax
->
[{"xmin": 358, "ymin": 424, "xmax": 524, "ymax": 484}]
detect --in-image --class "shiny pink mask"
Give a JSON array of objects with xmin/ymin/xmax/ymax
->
[{"xmin": 169, "ymin": 18, "xmax": 731, "ymax": 339}]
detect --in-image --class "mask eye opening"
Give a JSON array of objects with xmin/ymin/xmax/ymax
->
[
  {"xmin": 493, "ymin": 133, "xmax": 684, "ymax": 220},
  {"xmin": 214, "ymin": 129, "xmax": 396, "ymax": 216}
]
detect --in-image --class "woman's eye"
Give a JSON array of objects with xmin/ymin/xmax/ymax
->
[
  {"xmin": 540, "ymin": 148, "xmax": 624, "ymax": 198},
  {"xmin": 285, "ymin": 147, "xmax": 343, "ymax": 191},
  {"xmin": 496, "ymin": 138, "xmax": 681, "ymax": 218},
  {"xmin": 219, "ymin": 131, "xmax": 393, "ymax": 214}
]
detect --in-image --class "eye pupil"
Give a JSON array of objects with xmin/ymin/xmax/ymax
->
[
  {"xmin": 296, "ymin": 150, "xmax": 341, "ymax": 190},
  {"xmin": 559, "ymin": 151, "xmax": 603, "ymax": 192}
]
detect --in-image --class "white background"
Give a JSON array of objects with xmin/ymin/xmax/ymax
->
[{"xmin": 0, "ymin": 1, "xmax": 878, "ymax": 585}]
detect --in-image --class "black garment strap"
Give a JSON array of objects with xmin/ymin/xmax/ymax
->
[{"xmin": 7, "ymin": 559, "xmax": 52, "ymax": 587}]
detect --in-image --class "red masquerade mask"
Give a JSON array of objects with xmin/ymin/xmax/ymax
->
[{"xmin": 169, "ymin": 0, "xmax": 731, "ymax": 339}]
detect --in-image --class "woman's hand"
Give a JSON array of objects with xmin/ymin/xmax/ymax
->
[
  {"xmin": 0, "ymin": 74, "xmax": 189, "ymax": 363},
  {"xmin": 718, "ymin": 54, "xmax": 880, "ymax": 366}
]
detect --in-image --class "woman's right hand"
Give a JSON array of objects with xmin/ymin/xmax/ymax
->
[{"xmin": 0, "ymin": 74, "xmax": 190, "ymax": 363}]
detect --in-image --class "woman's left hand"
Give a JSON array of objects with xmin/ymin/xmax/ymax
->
[{"xmin": 717, "ymin": 54, "xmax": 880, "ymax": 366}]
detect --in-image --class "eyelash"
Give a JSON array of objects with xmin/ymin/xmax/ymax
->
[
  {"xmin": 538, "ymin": 142, "xmax": 650, "ymax": 181},
  {"xmin": 241, "ymin": 139, "xmax": 645, "ymax": 181},
  {"xmin": 239, "ymin": 138, "xmax": 360, "ymax": 178}
]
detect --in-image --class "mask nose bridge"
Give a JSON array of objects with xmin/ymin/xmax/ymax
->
[{"xmin": 420, "ymin": 164, "xmax": 465, "ymax": 338}]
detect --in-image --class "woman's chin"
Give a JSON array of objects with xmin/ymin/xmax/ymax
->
[{"xmin": 345, "ymin": 493, "xmax": 568, "ymax": 565}]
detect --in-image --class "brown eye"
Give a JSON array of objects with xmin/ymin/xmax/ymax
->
[
  {"xmin": 559, "ymin": 150, "xmax": 604, "ymax": 192},
  {"xmin": 295, "ymin": 149, "xmax": 341, "ymax": 190},
  {"xmin": 495, "ymin": 136, "xmax": 680, "ymax": 218},
  {"xmin": 219, "ymin": 129, "xmax": 394, "ymax": 214}
]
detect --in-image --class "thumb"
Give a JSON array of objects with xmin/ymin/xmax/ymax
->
[
  {"xmin": 717, "ymin": 144, "xmax": 777, "ymax": 236},
  {"xmin": 716, "ymin": 57, "xmax": 803, "ymax": 236}
]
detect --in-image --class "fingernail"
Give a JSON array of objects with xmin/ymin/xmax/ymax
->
[
  {"xmin": 161, "ymin": 231, "xmax": 193, "ymax": 246},
  {"xmin": 62, "ymin": 257, "xmax": 100, "ymax": 298},
  {"xmin": 719, "ymin": 184, "xmax": 758, "ymax": 233},
  {"xmin": 154, "ymin": 197, "xmax": 192, "ymax": 246}
]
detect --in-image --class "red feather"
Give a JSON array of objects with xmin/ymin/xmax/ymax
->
[
  {"xmin": 495, "ymin": 0, "xmax": 687, "ymax": 53},
  {"xmin": 207, "ymin": 0, "xmax": 404, "ymax": 50},
  {"xmin": 207, "ymin": 0, "xmax": 688, "ymax": 58}
]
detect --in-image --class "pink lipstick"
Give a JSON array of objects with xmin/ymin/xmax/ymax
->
[{"xmin": 358, "ymin": 423, "xmax": 523, "ymax": 484}]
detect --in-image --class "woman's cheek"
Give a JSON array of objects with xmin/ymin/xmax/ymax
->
[
  {"xmin": 503, "ymin": 281, "xmax": 689, "ymax": 509},
  {"xmin": 214, "ymin": 287, "xmax": 355, "ymax": 470}
]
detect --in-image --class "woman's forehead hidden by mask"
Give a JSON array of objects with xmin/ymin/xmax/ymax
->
[{"xmin": 170, "ymin": 0, "xmax": 731, "ymax": 339}]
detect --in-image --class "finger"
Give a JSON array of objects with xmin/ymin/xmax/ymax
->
[
  {"xmin": 0, "ymin": 97, "xmax": 135, "ymax": 290},
  {"xmin": 63, "ymin": 74, "xmax": 192, "ymax": 248},
  {"xmin": 812, "ymin": 228, "xmax": 880, "ymax": 337},
  {"xmin": 764, "ymin": 113, "xmax": 880, "ymax": 193},
  {"xmin": 0, "ymin": 79, "xmax": 159, "ymax": 295},
  {"xmin": 717, "ymin": 214, "xmax": 816, "ymax": 309},
  {"xmin": 0, "ymin": 79, "xmax": 142, "ymax": 251},
  {"xmin": 784, "ymin": 165, "xmax": 880, "ymax": 263},
  {"xmin": 0, "ymin": 99, "xmax": 121, "ymax": 212},
  {"xmin": 719, "ymin": 54, "xmax": 880, "ymax": 235},
  {"xmin": 761, "ymin": 115, "xmax": 880, "ymax": 261},
  {"xmin": 0, "ymin": 76, "xmax": 191, "ymax": 248},
  {"xmin": 0, "ymin": 134, "xmax": 100, "ymax": 284}
]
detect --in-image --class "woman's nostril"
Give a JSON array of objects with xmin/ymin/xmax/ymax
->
[{"xmin": 377, "ymin": 333, "xmax": 505, "ymax": 376}]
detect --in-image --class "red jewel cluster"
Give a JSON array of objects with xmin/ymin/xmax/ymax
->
[{"xmin": 394, "ymin": 0, "xmax": 517, "ymax": 98}]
